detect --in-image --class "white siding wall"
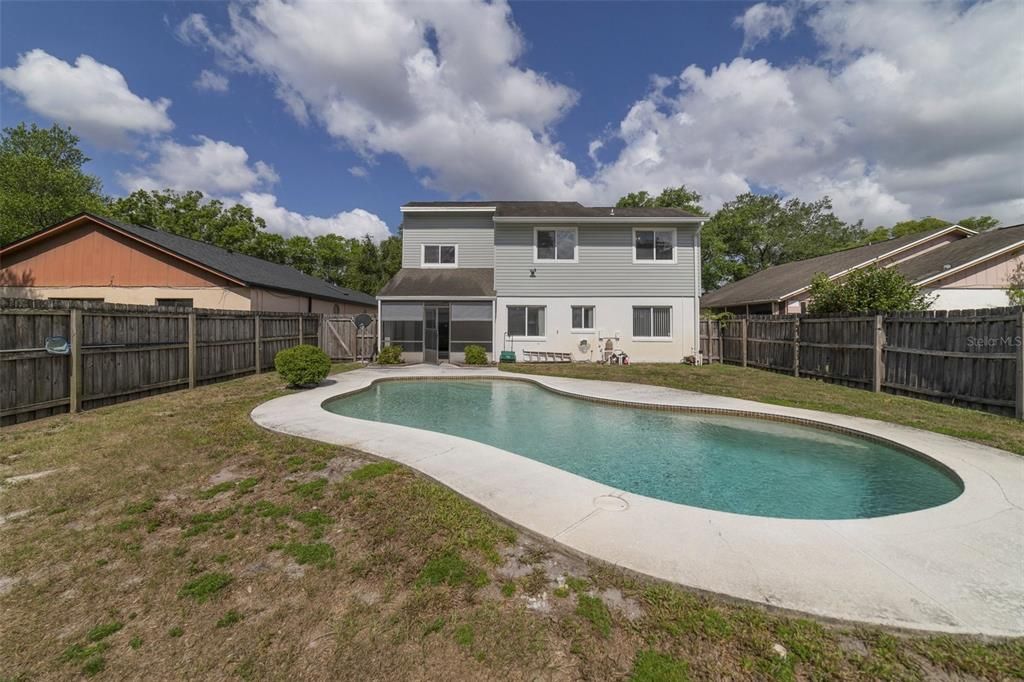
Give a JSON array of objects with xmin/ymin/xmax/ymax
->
[
  {"xmin": 494, "ymin": 296, "xmax": 696, "ymax": 362},
  {"xmin": 401, "ymin": 215, "xmax": 494, "ymax": 268},
  {"xmin": 926, "ymin": 288, "xmax": 1014, "ymax": 310}
]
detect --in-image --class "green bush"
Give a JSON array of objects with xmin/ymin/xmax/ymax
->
[
  {"xmin": 274, "ymin": 344, "xmax": 330, "ymax": 387},
  {"xmin": 463, "ymin": 345, "xmax": 488, "ymax": 365},
  {"xmin": 378, "ymin": 344, "xmax": 403, "ymax": 364}
]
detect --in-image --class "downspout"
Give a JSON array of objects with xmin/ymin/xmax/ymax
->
[
  {"xmin": 692, "ymin": 222, "xmax": 703, "ymax": 357},
  {"xmin": 377, "ymin": 299, "xmax": 382, "ymax": 354}
]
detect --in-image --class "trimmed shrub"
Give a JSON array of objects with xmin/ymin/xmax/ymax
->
[
  {"xmin": 274, "ymin": 344, "xmax": 330, "ymax": 387},
  {"xmin": 378, "ymin": 344, "xmax": 403, "ymax": 364},
  {"xmin": 463, "ymin": 345, "xmax": 487, "ymax": 365}
]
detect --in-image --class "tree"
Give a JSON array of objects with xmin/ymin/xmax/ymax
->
[
  {"xmin": 106, "ymin": 188, "xmax": 400, "ymax": 296},
  {"xmin": 107, "ymin": 189, "xmax": 266, "ymax": 253},
  {"xmin": 341, "ymin": 235, "xmax": 403, "ymax": 293},
  {"xmin": 0, "ymin": 123, "xmax": 106, "ymax": 244},
  {"xmin": 1007, "ymin": 260, "xmax": 1024, "ymax": 306},
  {"xmin": 957, "ymin": 216, "xmax": 1000, "ymax": 232},
  {"xmin": 889, "ymin": 216, "xmax": 951, "ymax": 238},
  {"xmin": 701, "ymin": 193, "xmax": 863, "ymax": 291},
  {"xmin": 808, "ymin": 266, "xmax": 934, "ymax": 314},
  {"xmin": 616, "ymin": 185, "xmax": 704, "ymax": 215}
]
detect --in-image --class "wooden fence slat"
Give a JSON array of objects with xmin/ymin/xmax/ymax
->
[
  {"xmin": 699, "ymin": 307, "xmax": 1022, "ymax": 418},
  {"xmin": 69, "ymin": 309, "xmax": 82, "ymax": 413}
]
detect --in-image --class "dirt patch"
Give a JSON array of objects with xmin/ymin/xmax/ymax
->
[
  {"xmin": 3, "ymin": 468, "xmax": 59, "ymax": 485},
  {"xmin": 0, "ymin": 509, "xmax": 34, "ymax": 526}
]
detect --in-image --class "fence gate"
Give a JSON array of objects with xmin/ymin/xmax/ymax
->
[{"xmin": 322, "ymin": 315, "xmax": 376, "ymax": 361}]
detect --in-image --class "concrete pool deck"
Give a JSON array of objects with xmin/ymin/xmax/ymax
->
[{"xmin": 251, "ymin": 365, "xmax": 1024, "ymax": 636}]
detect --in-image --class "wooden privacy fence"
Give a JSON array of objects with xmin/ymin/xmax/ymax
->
[
  {"xmin": 321, "ymin": 315, "xmax": 376, "ymax": 362},
  {"xmin": 700, "ymin": 306, "xmax": 1024, "ymax": 418},
  {"xmin": 1, "ymin": 298, "xmax": 330, "ymax": 426}
]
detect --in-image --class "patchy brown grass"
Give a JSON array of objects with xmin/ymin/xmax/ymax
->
[
  {"xmin": 1, "ymin": 366, "xmax": 1021, "ymax": 681},
  {"xmin": 500, "ymin": 362, "xmax": 1024, "ymax": 455}
]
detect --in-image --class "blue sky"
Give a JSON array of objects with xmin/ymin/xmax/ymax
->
[{"xmin": 2, "ymin": 1, "xmax": 1021, "ymax": 239}]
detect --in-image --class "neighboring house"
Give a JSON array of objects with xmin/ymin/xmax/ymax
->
[
  {"xmin": 377, "ymin": 201, "xmax": 704, "ymax": 363},
  {"xmin": 700, "ymin": 224, "xmax": 977, "ymax": 314},
  {"xmin": 0, "ymin": 213, "xmax": 376, "ymax": 313},
  {"xmin": 893, "ymin": 223, "xmax": 1024, "ymax": 309}
]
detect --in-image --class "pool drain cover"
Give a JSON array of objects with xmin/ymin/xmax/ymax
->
[{"xmin": 594, "ymin": 495, "xmax": 629, "ymax": 512}]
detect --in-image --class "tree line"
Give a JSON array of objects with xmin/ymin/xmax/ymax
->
[
  {"xmin": 617, "ymin": 186, "xmax": 1000, "ymax": 293},
  {"xmin": 0, "ymin": 123, "xmax": 402, "ymax": 295},
  {"xmin": 1, "ymin": 122, "xmax": 1002, "ymax": 299}
]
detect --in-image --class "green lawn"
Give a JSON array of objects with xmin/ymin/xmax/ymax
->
[
  {"xmin": 500, "ymin": 362, "xmax": 1023, "ymax": 456},
  {"xmin": 1, "ymin": 367, "xmax": 1021, "ymax": 681}
]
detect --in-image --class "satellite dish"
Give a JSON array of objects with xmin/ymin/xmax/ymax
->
[
  {"xmin": 44, "ymin": 336, "xmax": 70, "ymax": 355},
  {"xmin": 354, "ymin": 313, "xmax": 373, "ymax": 329}
]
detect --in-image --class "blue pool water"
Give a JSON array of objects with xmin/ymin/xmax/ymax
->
[{"xmin": 324, "ymin": 380, "xmax": 962, "ymax": 519}]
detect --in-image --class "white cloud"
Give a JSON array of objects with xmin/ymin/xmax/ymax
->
[
  {"xmin": 590, "ymin": 0, "xmax": 1024, "ymax": 224},
  {"xmin": 119, "ymin": 135, "xmax": 278, "ymax": 195},
  {"xmin": 194, "ymin": 69, "xmax": 229, "ymax": 92},
  {"xmin": 178, "ymin": 0, "xmax": 591, "ymax": 200},
  {"xmin": 734, "ymin": 2, "xmax": 795, "ymax": 53},
  {"xmin": 118, "ymin": 135, "xmax": 391, "ymax": 241},
  {"xmin": 0, "ymin": 49, "xmax": 173, "ymax": 148},
  {"xmin": 239, "ymin": 192, "xmax": 392, "ymax": 240},
  {"xmin": 348, "ymin": 165, "xmax": 369, "ymax": 178},
  {"xmin": 176, "ymin": 0, "xmax": 1023, "ymax": 226}
]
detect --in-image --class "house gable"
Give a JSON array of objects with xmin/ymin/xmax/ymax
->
[{"xmin": 1, "ymin": 218, "xmax": 237, "ymax": 288}]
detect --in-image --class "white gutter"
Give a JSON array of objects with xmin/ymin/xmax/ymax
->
[
  {"xmin": 401, "ymin": 206, "xmax": 496, "ymax": 213},
  {"xmin": 493, "ymin": 216, "xmax": 705, "ymax": 224},
  {"xmin": 377, "ymin": 295, "xmax": 497, "ymax": 301}
]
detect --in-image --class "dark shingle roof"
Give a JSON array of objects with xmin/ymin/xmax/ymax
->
[
  {"xmin": 403, "ymin": 200, "xmax": 703, "ymax": 218},
  {"xmin": 895, "ymin": 224, "xmax": 1024, "ymax": 284},
  {"xmin": 700, "ymin": 226, "xmax": 971, "ymax": 308},
  {"xmin": 93, "ymin": 214, "xmax": 376, "ymax": 306},
  {"xmin": 377, "ymin": 268, "xmax": 495, "ymax": 298}
]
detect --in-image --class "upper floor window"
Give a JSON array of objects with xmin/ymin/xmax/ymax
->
[
  {"xmin": 423, "ymin": 244, "xmax": 457, "ymax": 267},
  {"xmin": 634, "ymin": 229, "xmax": 676, "ymax": 263},
  {"xmin": 535, "ymin": 228, "xmax": 577, "ymax": 262}
]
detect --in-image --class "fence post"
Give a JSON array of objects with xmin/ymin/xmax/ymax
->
[
  {"xmin": 873, "ymin": 314, "xmax": 885, "ymax": 393},
  {"xmin": 792, "ymin": 317, "xmax": 800, "ymax": 377},
  {"xmin": 740, "ymin": 318, "xmax": 748, "ymax": 368},
  {"xmin": 254, "ymin": 315, "xmax": 262, "ymax": 374},
  {"xmin": 298, "ymin": 316, "xmax": 304, "ymax": 346},
  {"xmin": 69, "ymin": 308, "xmax": 83, "ymax": 413},
  {"xmin": 1016, "ymin": 309, "xmax": 1023, "ymax": 420},
  {"xmin": 187, "ymin": 312, "xmax": 197, "ymax": 389}
]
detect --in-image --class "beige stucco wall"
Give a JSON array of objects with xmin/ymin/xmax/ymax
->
[
  {"xmin": 249, "ymin": 288, "xmax": 373, "ymax": 314},
  {"xmin": 0, "ymin": 285, "xmax": 253, "ymax": 309}
]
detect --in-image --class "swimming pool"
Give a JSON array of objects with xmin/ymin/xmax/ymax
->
[{"xmin": 324, "ymin": 379, "xmax": 962, "ymax": 519}]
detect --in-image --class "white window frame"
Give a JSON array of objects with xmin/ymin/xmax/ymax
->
[
  {"xmin": 632, "ymin": 228, "xmax": 677, "ymax": 264},
  {"xmin": 632, "ymin": 305, "xmax": 673, "ymax": 341},
  {"xmin": 506, "ymin": 305, "xmax": 546, "ymax": 340},
  {"xmin": 421, "ymin": 243, "xmax": 458, "ymax": 268},
  {"xmin": 534, "ymin": 226, "xmax": 578, "ymax": 263},
  {"xmin": 570, "ymin": 305, "xmax": 596, "ymax": 333}
]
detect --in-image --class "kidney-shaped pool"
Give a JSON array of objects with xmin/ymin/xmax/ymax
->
[{"xmin": 324, "ymin": 379, "xmax": 962, "ymax": 519}]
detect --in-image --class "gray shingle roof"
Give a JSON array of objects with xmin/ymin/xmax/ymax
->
[
  {"xmin": 700, "ymin": 226, "xmax": 971, "ymax": 308},
  {"xmin": 895, "ymin": 224, "xmax": 1024, "ymax": 284},
  {"xmin": 377, "ymin": 268, "xmax": 495, "ymax": 298},
  {"xmin": 403, "ymin": 200, "xmax": 703, "ymax": 218},
  {"xmin": 93, "ymin": 214, "xmax": 376, "ymax": 306}
]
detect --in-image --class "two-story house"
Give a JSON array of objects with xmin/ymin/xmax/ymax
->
[{"xmin": 376, "ymin": 201, "xmax": 705, "ymax": 363}]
